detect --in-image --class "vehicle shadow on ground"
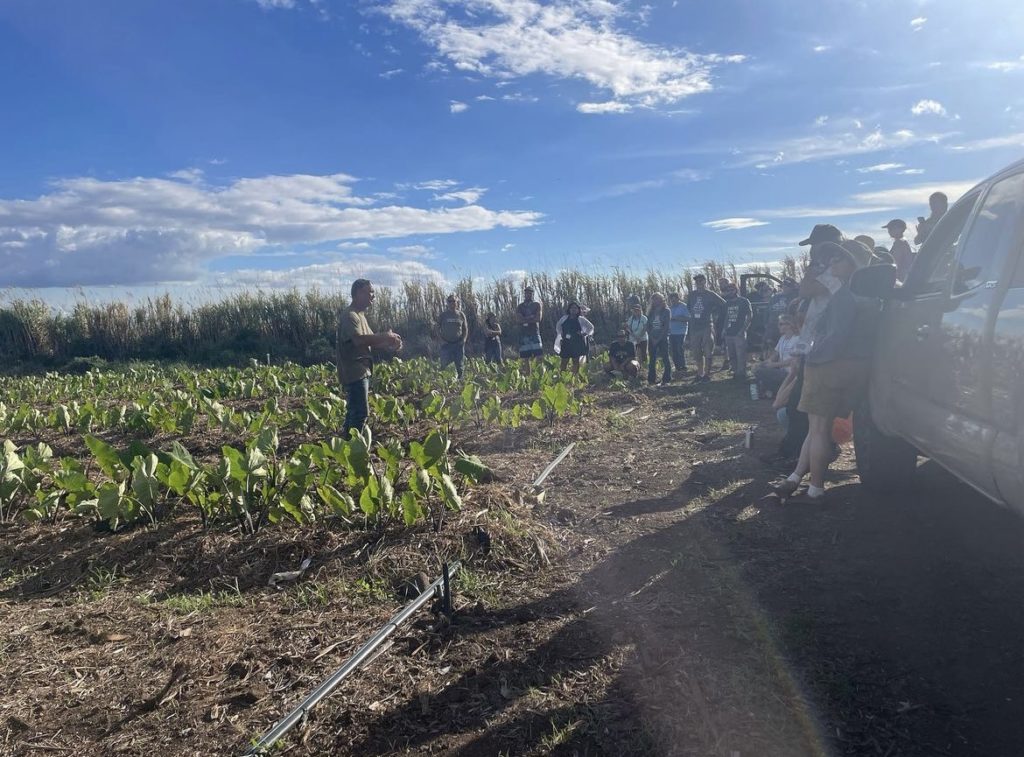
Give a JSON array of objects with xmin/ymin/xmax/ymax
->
[
  {"xmin": 342, "ymin": 461, "xmax": 820, "ymax": 757},
  {"xmin": 344, "ymin": 455, "xmax": 1024, "ymax": 757}
]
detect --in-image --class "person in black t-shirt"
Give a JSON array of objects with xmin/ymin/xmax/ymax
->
[
  {"xmin": 606, "ymin": 328, "xmax": 639, "ymax": 378},
  {"xmin": 686, "ymin": 275, "xmax": 726, "ymax": 383},
  {"xmin": 722, "ymin": 284, "xmax": 752, "ymax": 380}
]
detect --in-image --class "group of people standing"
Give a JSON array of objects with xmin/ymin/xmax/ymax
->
[{"xmin": 335, "ymin": 188, "xmax": 950, "ymax": 502}]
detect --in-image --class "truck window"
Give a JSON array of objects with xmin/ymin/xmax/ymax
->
[
  {"xmin": 953, "ymin": 171, "xmax": 1024, "ymax": 294},
  {"xmin": 905, "ymin": 191, "xmax": 980, "ymax": 295}
]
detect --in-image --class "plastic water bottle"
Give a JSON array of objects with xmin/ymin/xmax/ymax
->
[{"xmin": 749, "ymin": 380, "xmax": 759, "ymax": 400}]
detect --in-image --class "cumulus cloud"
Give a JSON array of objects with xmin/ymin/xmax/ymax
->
[
  {"xmin": 702, "ymin": 217, "xmax": 769, "ymax": 231},
  {"xmin": 450, "ymin": 100, "xmax": 469, "ymax": 113},
  {"xmin": 0, "ymin": 172, "xmax": 541, "ymax": 287},
  {"xmin": 812, "ymin": 45, "xmax": 830, "ymax": 53},
  {"xmin": 911, "ymin": 99, "xmax": 947, "ymax": 117},
  {"xmin": 219, "ymin": 256, "xmax": 446, "ymax": 289},
  {"xmin": 910, "ymin": 16, "xmax": 927, "ymax": 31},
  {"xmin": 381, "ymin": 0, "xmax": 745, "ymax": 110}
]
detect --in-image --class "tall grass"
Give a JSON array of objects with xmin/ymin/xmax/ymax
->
[{"xmin": 0, "ymin": 256, "xmax": 806, "ymax": 367}]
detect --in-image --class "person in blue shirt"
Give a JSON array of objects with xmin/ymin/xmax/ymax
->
[{"xmin": 667, "ymin": 291, "xmax": 690, "ymax": 376}]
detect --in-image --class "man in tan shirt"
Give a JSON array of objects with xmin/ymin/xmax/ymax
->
[
  {"xmin": 437, "ymin": 294, "xmax": 468, "ymax": 379},
  {"xmin": 337, "ymin": 279, "xmax": 402, "ymax": 436}
]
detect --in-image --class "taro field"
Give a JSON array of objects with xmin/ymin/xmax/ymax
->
[{"xmin": 0, "ymin": 357, "xmax": 600, "ymax": 535}]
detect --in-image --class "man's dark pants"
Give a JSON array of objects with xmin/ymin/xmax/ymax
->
[
  {"xmin": 343, "ymin": 377, "xmax": 369, "ymax": 438},
  {"xmin": 778, "ymin": 359, "xmax": 808, "ymax": 458},
  {"xmin": 648, "ymin": 339, "xmax": 672, "ymax": 384},
  {"xmin": 669, "ymin": 334, "xmax": 687, "ymax": 373},
  {"xmin": 440, "ymin": 342, "xmax": 465, "ymax": 379}
]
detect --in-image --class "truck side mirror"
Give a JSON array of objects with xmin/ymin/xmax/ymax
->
[{"xmin": 850, "ymin": 264, "xmax": 897, "ymax": 299}]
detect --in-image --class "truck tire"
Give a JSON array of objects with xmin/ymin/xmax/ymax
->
[{"xmin": 854, "ymin": 402, "xmax": 918, "ymax": 491}]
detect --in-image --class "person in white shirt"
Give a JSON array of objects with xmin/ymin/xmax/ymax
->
[
  {"xmin": 755, "ymin": 315, "xmax": 799, "ymax": 398},
  {"xmin": 625, "ymin": 295, "xmax": 649, "ymax": 369}
]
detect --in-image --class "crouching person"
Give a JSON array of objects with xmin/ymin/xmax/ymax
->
[{"xmin": 606, "ymin": 328, "xmax": 639, "ymax": 378}]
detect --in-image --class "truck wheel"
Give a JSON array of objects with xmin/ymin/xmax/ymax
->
[{"xmin": 853, "ymin": 403, "xmax": 918, "ymax": 491}]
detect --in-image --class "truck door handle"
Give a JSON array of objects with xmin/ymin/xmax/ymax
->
[{"xmin": 915, "ymin": 325, "xmax": 931, "ymax": 341}]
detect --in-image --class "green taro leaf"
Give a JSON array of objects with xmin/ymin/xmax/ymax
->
[
  {"xmin": 454, "ymin": 454, "xmax": 492, "ymax": 484},
  {"xmin": 84, "ymin": 436, "xmax": 124, "ymax": 479},
  {"xmin": 531, "ymin": 400, "xmax": 546, "ymax": 420},
  {"xmin": 439, "ymin": 474, "xmax": 463, "ymax": 511},
  {"xmin": 401, "ymin": 491, "xmax": 424, "ymax": 526}
]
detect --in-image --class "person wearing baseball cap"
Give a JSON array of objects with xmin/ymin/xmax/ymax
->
[
  {"xmin": 770, "ymin": 241, "xmax": 873, "ymax": 504},
  {"xmin": 799, "ymin": 223, "xmax": 843, "ymax": 247},
  {"xmin": 882, "ymin": 219, "xmax": 914, "ymax": 282}
]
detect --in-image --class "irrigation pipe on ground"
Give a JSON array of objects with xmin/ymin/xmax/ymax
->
[
  {"xmin": 244, "ymin": 561, "xmax": 461, "ymax": 756},
  {"xmin": 245, "ymin": 443, "xmax": 576, "ymax": 753},
  {"xmin": 532, "ymin": 442, "xmax": 576, "ymax": 487}
]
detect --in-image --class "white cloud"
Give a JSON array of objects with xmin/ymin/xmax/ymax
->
[
  {"xmin": 414, "ymin": 179, "xmax": 459, "ymax": 191},
  {"xmin": 899, "ymin": 168, "xmax": 925, "ymax": 175},
  {"xmin": 911, "ymin": 99, "xmax": 947, "ymax": 117},
  {"xmin": 947, "ymin": 132, "xmax": 1024, "ymax": 152},
  {"xmin": 337, "ymin": 241, "xmax": 373, "ymax": 250},
  {"xmin": 856, "ymin": 163, "xmax": 905, "ymax": 173},
  {"xmin": 812, "ymin": 45, "xmax": 830, "ymax": 53},
  {"xmin": 755, "ymin": 179, "xmax": 979, "ymax": 220},
  {"xmin": 434, "ymin": 187, "xmax": 487, "ymax": 204},
  {"xmin": 476, "ymin": 94, "xmax": 496, "ymax": 101},
  {"xmin": 814, "ymin": 115, "xmax": 829, "ymax": 127},
  {"xmin": 254, "ymin": 0, "xmax": 297, "ymax": 8},
  {"xmin": 450, "ymin": 100, "xmax": 469, "ymax": 113},
  {"xmin": 220, "ymin": 256, "xmax": 446, "ymax": 290},
  {"xmin": 702, "ymin": 217, "xmax": 770, "ymax": 231},
  {"xmin": 741, "ymin": 124, "xmax": 949, "ymax": 168},
  {"xmin": 577, "ymin": 101, "xmax": 633, "ymax": 114},
  {"xmin": 910, "ymin": 16, "xmax": 927, "ymax": 31},
  {"xmin": 382, "ymin": 0, "xmax": 745, "ymax": 110},
  {"xmin": 0, "ymin": 172, "xmax": 541, "ymax": 287},
  {"xmin": 501, "ymin": 243, "xmax": 515, "ymax": 252},
  {"xmin": 387, "ymin": 244, "xmax": 434, "ymax": 258},
  {"xmin": 380, "ymin": 68, "xmax": 404, "ymax": 79},
  {"xmin": 985, "ymin": 55, "xmax": 1024, "ymax": 72},
  {"xmin": 850, "ymin": 180, "xmax": 979, "ymax": 208}
]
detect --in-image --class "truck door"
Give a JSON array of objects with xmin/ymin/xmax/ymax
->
[
  {"xmin": 989, "ymin": 187, "xmax": 1024, "ymax": 513},
  {"xmin": 878, "ymin": 191, "xmax": 980, "ymax": 439},
  {"xmin": 928, "ymin": 170, "xmax": 1024, "ymax": 501}
]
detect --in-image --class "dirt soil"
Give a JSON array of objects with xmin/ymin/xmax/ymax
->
[{"xmin": 3, "ymin": 373, "xmax": 1024, "ymax": 756}]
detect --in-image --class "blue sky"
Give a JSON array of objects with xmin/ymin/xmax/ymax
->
[{"xmin": 2, "ymin": 0, "xmax": 1023, "ymax": 304}]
